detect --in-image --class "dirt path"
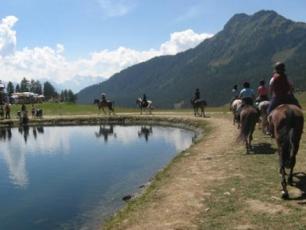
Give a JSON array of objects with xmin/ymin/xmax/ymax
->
[{"xmin": 105, "ymin": 116, "xmax": 238, "ymax": 229}]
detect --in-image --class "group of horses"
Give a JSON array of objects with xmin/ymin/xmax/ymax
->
[
  {"xmin": 93, "ymin": 97, "xmax": 207, "ymax": 116},
  {"xmin": 231, "ymin": 99, "xmax": 304, "ymax": 199}
]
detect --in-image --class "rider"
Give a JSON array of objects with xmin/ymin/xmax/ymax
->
[
  {"xmin": 101, "ymin": 93, "xmax": 107, "ymax": 103},
  {"xmin": 267, "ymin": 62, "xmax": 301, "ymax": 114},
  {"xmin": 230, "ymin": 85, "xmax": 239, "ymax": 110},
  {"xmin": 142, "ymin": 94, "xmax": 148, "ymax": 107},
  {"xmin": 256, "ymin": 80, "xmax": 269, "ymax": 102},
  {"xmin": 193, "ymin": 88, "xmax": 200, "ymax": 103},
  {"xmin": 232, "ymin": 85, "xmax": 239, "ymax": 100},
  {"xmin": 239, "ymin": 82, "xmax": 255, "ymax": 106}
]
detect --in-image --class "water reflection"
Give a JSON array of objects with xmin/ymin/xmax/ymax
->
[
  {"xmin": 0, "ymin": 126, "xmax": 12, "ymax": 141},
  {"xmin": 0, "ymin": 125, "xmax": 196, "ymax": 189},
  {"xmin": 0, "ymin": 125, "xmax": 196, "ymax": 230},
  {"xmin": 95, "ymin": 125, "xmax": 116, "ymax": 142},
  {"xmin": 138, "ymin": 126, "xmax": 153, "ymax": 142}
]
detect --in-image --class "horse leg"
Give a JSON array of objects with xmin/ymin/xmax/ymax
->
[
  {"xmin": 278, "ymin": 147, "xmax": 289, "ymax": 199},
  {"xmin": 280, "ymin": 166, "xmax": 289, "ymax": 199},
  {"xmin": 288, "ymin": 140, "xmax": 299, "ymax": 185}
]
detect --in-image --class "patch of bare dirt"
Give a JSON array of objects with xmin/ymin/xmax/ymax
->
[{"xmin": 246, "ymin": 199, "xmax": 289, "ymax": 215}]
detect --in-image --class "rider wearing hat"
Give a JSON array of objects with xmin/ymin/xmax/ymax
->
[{"xmin": 267, "ymin": 62, "xmax": 301, "ymax": 114}]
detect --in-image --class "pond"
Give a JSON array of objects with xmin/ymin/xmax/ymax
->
[{"xmin": 0, "ymin": 124, "xmax": 196, "ymax": 229}]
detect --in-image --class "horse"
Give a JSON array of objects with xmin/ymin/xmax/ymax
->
[
  {"xmin": 237, "ymin": 105, "xmax": 259, "ymax": 153},
  {"xmin": 94, "ymin": 99, "xmax": 115, "ymax": 115},
  {"xmin": 268, "ymin": 104, "xmax": 304, "ymax": 199},
  {"xmin": 136, "ymin": 98, "xmax": 153, "ymax": 115},
  {"xmin": 230, "ymin": 99, "xmax": 242, "ymax": 127},
  {"xmin": 257, "ymin": 100, "xmax": 270, "ymax": 134},
  {"xmin": 138, "ymin": 126, "xmax": 153, "ymax": 141},
  {"xmin": 191, "ymin": 99, "xmax": 207, "ymax": 117},
  {"xmin": 95, "ymin": 125, "xmax": 115, "ymax": 142}
]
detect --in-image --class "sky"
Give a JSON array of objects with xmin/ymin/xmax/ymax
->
[{"xmin": 0, "ymin": 0, "xmax": 306, "ymax": 87}]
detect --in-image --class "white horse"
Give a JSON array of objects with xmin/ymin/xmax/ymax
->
[
  {"xmin": 257, "ymin": 100, "xmax": 270, "ymax": 134},
  {"xmin": 136, "ymin": 98, "xmax": 153, "ymax": 115},
  {"xmin": 230, "ymin": 99, "xmax": 242, "ymax": 128}
]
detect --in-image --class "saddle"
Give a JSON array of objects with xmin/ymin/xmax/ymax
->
[{"xmin": 142, "ymin": 101, "xmax": 149, "ymax": 108}]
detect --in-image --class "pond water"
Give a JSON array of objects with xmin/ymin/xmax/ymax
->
[{"xmin": 0, "ymin": 124, "xmax": 196, "ymax": 230}]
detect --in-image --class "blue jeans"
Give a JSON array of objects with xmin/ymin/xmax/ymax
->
[{"xmin": 267, "ymin": 95, "xmax": 301, "ymax": 114}]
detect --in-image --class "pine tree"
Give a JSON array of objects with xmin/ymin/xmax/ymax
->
[
  {"xmin": 15, "ymin": 84, "xmax": 20, "ymax": 92},
  {"xmin": 43, "ymin": 81, "xmax": 57, "ymax": 100},
  {"xmin": 20, "ymin": 77, "xmax": 30, "ymax": 92},
  {"xmin": 6, "ymin": 81, "xmax": 14, "ymax": 96}
]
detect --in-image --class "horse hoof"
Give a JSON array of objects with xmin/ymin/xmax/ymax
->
[{"xmin": 281, "ymin": 191, "xmax": 289, "ymax": 200}]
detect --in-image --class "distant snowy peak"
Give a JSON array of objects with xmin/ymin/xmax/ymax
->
[{"xmin": 54, "ymin": 76, "xmax": 106, "ymax": 93}]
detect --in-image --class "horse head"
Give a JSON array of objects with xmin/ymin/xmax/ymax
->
[
  {"xmin": 136, "ymin": 98, "xmax": 142, "ymax": 106},
  {"xmin": 93, "ymin": 99, "xmax": 99, "ymax": 104}
]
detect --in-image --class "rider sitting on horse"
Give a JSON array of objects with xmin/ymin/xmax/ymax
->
[
  {"xmin": 256, "ymin": 80, "xmax": 269, "ymax": 103},
  {"xmin": 236, "ymin": 82, "xmax": 256, "ymax": 119},
  {"xmin": 142, "ymin": 94, "xmax": 148, "ymax": 107},
  {"xmin": 192, "ymin": 88, "xmax": 200, "ymax": 103},
  {"xmin": 101, "ymin": 93, "xmax": 107, "ymax": 103},
  {"xmin": 239, "ymin": 82, "xmax": 255, "ymax": 106},
  {"xmin": 267, "ymin": 62, "xmax": 301, "ymax": 114}
]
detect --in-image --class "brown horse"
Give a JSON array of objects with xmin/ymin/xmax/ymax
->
[
  {"xmin": 94, "ymin": 99, "xmax": 115, "ymax": 115},
  {"xmin": 237, "ymin": 105, "xmax": 259, "ymax": 153},
  {"xmin": 268, "ymin": 104, "xmax": 304, "ymax": 199},
  {"xmin": 191, "ymin": 99, "xmax": 207, "ymax": 117}
]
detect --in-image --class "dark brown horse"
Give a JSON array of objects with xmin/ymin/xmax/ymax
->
[
  {"xmin": 94, "ymin": 99, "xmax": 114, "ymax": 115},
  {"xmin": 191, "ymin": 99, "xmax": 207, "ymax": 117},
  {"xmin": 237, "ymin": 105, "xmax": 259, "ymax": 153},
  {"xmin": 268, "ymin": 104, "xmax": 304, "ymax": 199}
]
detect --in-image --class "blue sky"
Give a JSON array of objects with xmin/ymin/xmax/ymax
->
[
  {"xmin": 1, "ymin": 0, "xmax": 305, "ymax": 58},
  {"xmin": 0, "ymin": 0, "xmax": 305, "ymax": 86}
]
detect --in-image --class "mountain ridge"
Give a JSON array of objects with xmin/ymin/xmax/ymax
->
[{"xmin": 77, "ymin": 10, "xmax": 306, "ymax": 107}]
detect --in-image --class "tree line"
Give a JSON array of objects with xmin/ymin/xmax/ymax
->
[{"xmin": 6, "ymin": 77, "xmax": 77, "ymax": 103}]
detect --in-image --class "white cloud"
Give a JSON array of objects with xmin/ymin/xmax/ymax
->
[
  {"xmin": 0, "ymin": 16, "xmax": 214, "ymax": 85},
  {"xmin": 0, "ymin": 16, "xmax": 18, "ymax": 57},
  {"xmin": 160, "ymin": 29, "xmax": 213, "ymax": 55},
  {"xmin": 97, "ymin": 0, "xmax": 137, "ymax": 17}
]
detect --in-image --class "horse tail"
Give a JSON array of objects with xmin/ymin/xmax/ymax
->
[{"xmin": 237, "ymin": 108, "xmax": 258, "ymax": 142}]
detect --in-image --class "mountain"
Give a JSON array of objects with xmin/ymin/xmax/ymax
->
[{"xmin": 77, "ymin": 10, "xmax": 306, "ymax": 107}]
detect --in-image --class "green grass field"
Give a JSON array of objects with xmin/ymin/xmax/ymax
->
[{"xmin": 6, "ymin": 102, "xmax": 229, "ymax": 118}]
